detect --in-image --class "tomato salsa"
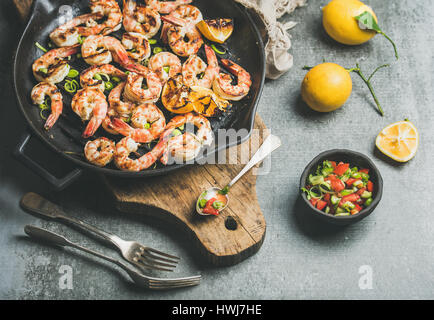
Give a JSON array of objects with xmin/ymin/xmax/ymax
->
[
  {"xmin": 301, "ymin": 160, "xmax": 374, "ymax": 216},
  {"xmin": 197, "ymin": 190, "xmax": 228, "ymax": 215}
]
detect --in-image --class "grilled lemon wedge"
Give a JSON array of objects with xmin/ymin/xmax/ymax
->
[{"xmin": 196, "ymin": 19, "xmax": 234, "ymax": 44}]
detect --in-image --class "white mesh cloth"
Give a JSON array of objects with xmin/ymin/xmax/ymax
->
[{"xmin": 234, "ymin": 0, "xmax": 307, "ymax": 79}]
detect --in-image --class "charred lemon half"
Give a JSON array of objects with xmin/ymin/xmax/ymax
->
[
  {"xmin": 189, "ymin": 86, "xmax": 231, "ymax": 117},
  {"xmin": 161, "ymin": 75, "xmax": 194, "ymax": 114},
  {"xmin": 196, "ymin": 19, "xmax": 234, "ymax": 44}
]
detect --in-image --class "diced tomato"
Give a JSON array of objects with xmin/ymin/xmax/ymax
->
[
  {"xmin": 367, "ymin": 181, "xmax": 374, "ymax": 192},
  {"xmin": 323, "ymin": 193, "xmax": 331, "ymax": 203},
  {"xmin": 339, "ymin": 194, "xmax": 360, "ymax": 206},
  {"xmin": 316, "ymin": 200, "xmax": 327, "ymax": 211},
  {"xmin": 330, "ymin": 178, "xmax": 345, "ymax": 192},
  {"xmin": 359, "ymin": 168, "xmax": 369, "ymax": 174},
  {"xmin": 346, "ymin": 178, "xmax": 360, "ymax": 186},
  {"xmin": 202, "ymin": 198, "xmax": 219, "ymax": 215},
  {"xmin": 334, "ymin": 162, "xmax": 350, "ymax": 176},
  {"xmin": 351, "ymin": 204, "xmax": 363, "ymax": 215},
  {"xmin": 330, "ymin": 161, "xmax": 337, "ymax": 169},
  {"xmin": 310, "ymin": 198, "xmax": 319, "ymax": 207},
  {"xmin": 356, "ymin": 188, "xmax": 366, "ymax": 196}
]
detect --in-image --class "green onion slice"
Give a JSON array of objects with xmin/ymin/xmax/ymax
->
[
  {"xmin": 153, "ymin": 47, "xmax": 163, "ymax": 54},
  {"xmin": 211, "ymin": 44, "xmax": 226, "ymax": 55},
  {"xmin": 35, "ymin": 42, "xmax": 48, "ymax": 53},
  {"xmin": 148, "ymin": 39, "xmax": 157, "ymax": 45},
  {"xmin": 104, "ymin": 81, "xmax": 114, "ymax": 91},
  {"xmin": 67, "ymin": 69, "xmax": 79, "ymax": 78}
]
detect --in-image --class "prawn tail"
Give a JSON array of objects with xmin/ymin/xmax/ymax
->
[
  {"xmin": 83, "ymin": 117, "xmax": 103, "ymax": 138},
  {"xmin": 110, "ymin": 117, "xmax": 133, "ymax": 135},
  {"xmin": 44, "ymin": 113, "xmax": 60, "ymax": 130},
  {"xmin": 161, "ymin": 15, "xmax": 184, "ymax": 27}
]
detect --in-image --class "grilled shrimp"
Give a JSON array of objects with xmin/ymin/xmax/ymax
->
[
  {"xmin": 49, "ymin": 13, "xmax": 102, "ymax": 47},
  {"xmin": 108, "ymin": 81, "xmax": 135, "ymax": 119},
  {"xmin": 146, "ymin": 0, "xmax": 192, "ymax": 14},
  {"xmin": 80, "ymin": 64, "xmax": 127, "ymax": 92},
  {"xmin": 71, "ymin": 87, "xmax": 108, "ymax": 138},
  {"xmin": 81, "ymin": 35, "xmax": 113, "ymax": 65},
  {"xmin": 123, "ymin": 71, "xmax": 162, "ymax": 104},
  {"xmin": 110, "ymin": 103, "xmax": 166, "ymax": 143},
  {"xmin": 213, "ymin": 59, "xmax": 252, "ymax": 101},
  {"xmin": 160, "ymin": 5, "xmax": 202, "ymax": 43},
  {"xmin": 102, "ymin": 81, "xmax": 136, "ymax": 135},
  {"xmin": 31, "ymin": 82, "xmax": 63, "ymax": 130},
  {"xmin": 148, "ymin": 52, "xmax": 182, "ymax": 84},
  {"xmin": 114, "ymin": 136, "xmax": 166, "ymax": 171},
  {"xmin": 161, "ymin": 112, "xmax": 213, "ymax": 146},
  {"xmin": 32, "ymin": 45, "xmax": 80, "ymax": 84},
  {"xmin": 123, "ymin": 0, "xmax": 161, "ymax": 38},
  {"xmin": 162, "ymin": 15, "xmax": 203, "ymax": 57},
  {"xmin": 84, "ymin": 137, "xmax": 115, "ymax": 167},
  {"xmin": 182, "ymin": 45, "xmax": 219, "ymax": 89},
  {"xmin": 160, "ymin": 132, "xmax": 201, "ymax": 165},
  {"xmin": 79, "ymin": 0, "xmax": 122, "ymax": 36},
  {"xmin": 122, "ymin": 32, "xmax": 151, "ymax": 62}
]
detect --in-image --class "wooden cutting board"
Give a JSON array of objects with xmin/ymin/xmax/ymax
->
[
  {"xmin": 103, "ymin": 115, "xmax": 268, "ymax": 266},
  {"xmin": 15, "ymin": 0, "xmax": 267, "ymax": 267}
]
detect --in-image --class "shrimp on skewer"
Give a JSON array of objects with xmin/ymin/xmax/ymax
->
[
  {"xmin": 84, "ymin": 137, "xmax": 115, "ymax": 167},
  {"xmin": 122, "ymin": 33, "xmax": 151, "ymax": 63},
  {"xmin": 146, "ymin": 0, "xmax": 192, "ymax": 14},
  {"xmin": 32, "ymin": 45, "xmax": 80, "ymax": 84},
  {"xmin": 110, "ymin": 103, "xmax": 166, "ymax": 143},
  {"xmin": 31, "ymin": 82, "xmax": 63, "ymax": 130},
  {"xmin": 49, "ymin": 13, "xmax": 103, "ymax": 47},
  {"xmin": 123, "ymin": 0, "xmax": 161, "ymax": 38},
  {"xmin": 213, "ymin": 59, "xmax": 252, "ymax": 101},
  {"xmin": 160, "ymin": 5, "xmax": 202, "ymax": 43},
  {"xmin": 123, "ymin": 72, "xmax": 162, "ymax": 104},
  {"xmin": 161, "ymin": 15, "xmax": 203, "ymax": 57},
  {"xmin": 182, "ymin": 44, "xmax": 219, "ymax": 89},
  {"xmin": 80, "ymin": 64, "xmax": 127, "ymax": 92},
  {"xmin": 149, "ymin": 52, "xmax": 182, "ymax": 84},
  {"xmin": 71, "ymin": 87, "xmax": 108, "ymax": 138},
  {"xmin": 79, "ymin": 0, "xmax": 122, "ymax": 36},
  {"xmin": 114, "ymin": 137, "xmax": 166, "ymax": 171}
]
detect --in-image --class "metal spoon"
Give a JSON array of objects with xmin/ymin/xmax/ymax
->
[{"xmin": 196, "ymin": 134, "xmax": 282, "ymax": 216}]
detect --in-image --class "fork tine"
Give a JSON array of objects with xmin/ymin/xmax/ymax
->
[
  {"xmin": 137, "ymin": 256, "xmax": 177, "ymax": 269},
  {"xmin": 142, "ymin": 249, "xmax": 180, "ymax": 264},
  {"xmin": 148, "ymin": 278, "xmax": 201, "ymax": 289},
  {"xmin": 133, "ymin": 258, "xmax": 175, "ymax": 272},
  {"xmin": 146, "ymin": 247, "xmax": 180, "ymax": 260}
]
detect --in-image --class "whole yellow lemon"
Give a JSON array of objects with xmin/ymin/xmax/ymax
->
[
  {"xmin": 323, "ymin": 0, "xmax": 378, "ymax": 45},
  {"xmin": 301, "ymin": 63, "xmax": 352, "ymax": 112}
]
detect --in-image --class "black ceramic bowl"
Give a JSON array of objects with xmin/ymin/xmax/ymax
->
[{"xmin": 299, "ymin": 149, "xmax": 383, "ymax": 226}]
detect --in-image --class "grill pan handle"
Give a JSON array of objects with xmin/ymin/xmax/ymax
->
[{"xmin": 14, "ymin": 132, "xmax": 83, "ymax": 190}]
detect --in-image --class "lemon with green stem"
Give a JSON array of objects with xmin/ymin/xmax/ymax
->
[
  {"xmin": 302, "ymin": 62, "xmax": 389, "ymax": 115},
  {"xmin": 323, "ymin": 0, "xmax": 398, "ymax": 59}
]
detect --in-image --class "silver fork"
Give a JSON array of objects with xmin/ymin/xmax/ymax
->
[
  {"xmin": 20, "ymin": 192, "xmax": 179, "ymax": 272},
  {"xmin": 24, "ymin": 225, "xmax": 200, "ymax": 290}
]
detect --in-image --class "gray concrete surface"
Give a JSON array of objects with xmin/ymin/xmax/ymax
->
[{"xmin": 1, "ymin": 0, "xmax": 433, "ymax": 299}]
